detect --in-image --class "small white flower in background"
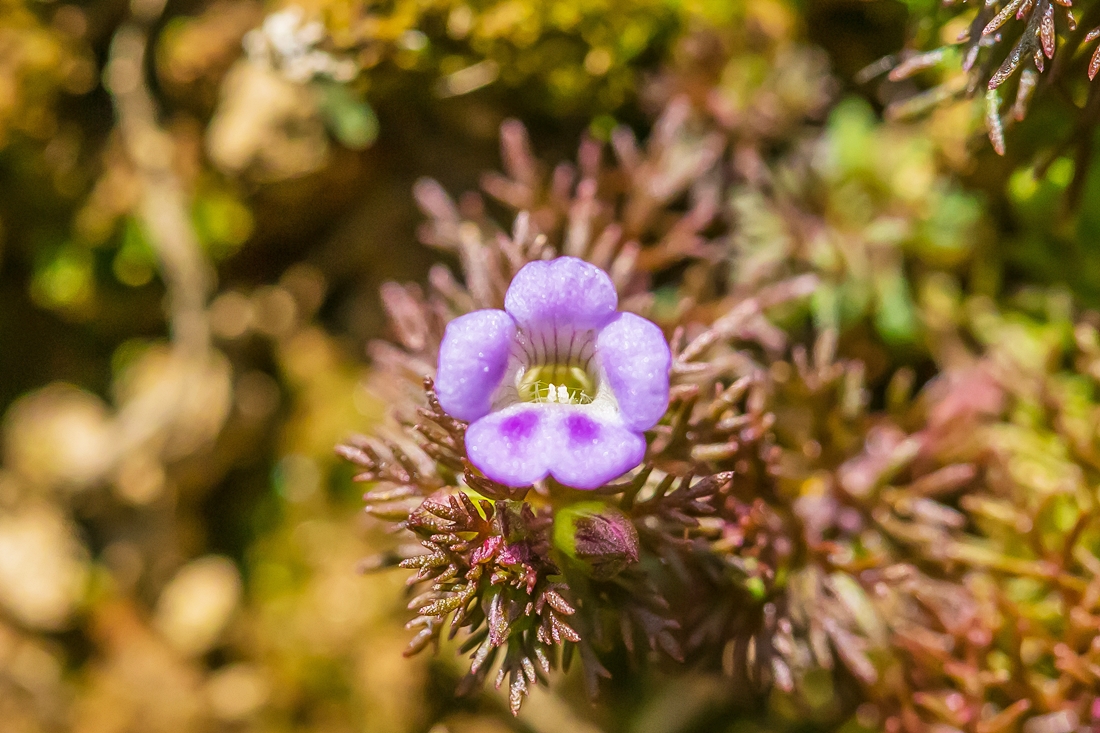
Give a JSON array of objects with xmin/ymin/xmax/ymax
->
[{"xmin": 243, "ymin": 6, "xmax": 356, "ymax": 83}]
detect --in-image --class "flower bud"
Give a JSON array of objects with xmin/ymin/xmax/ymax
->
[{"xmin": 553, "ymin": 502, "xmax": 639, "ymax": 579}]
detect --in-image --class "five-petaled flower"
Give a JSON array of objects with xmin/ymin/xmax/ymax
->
[{"xmin": 435, "ymin": 257, "xmax": 671, "ymax": 489}]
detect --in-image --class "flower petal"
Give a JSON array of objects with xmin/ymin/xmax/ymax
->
[
  {"xmin": 548, "ymin": 410, "xmax": 646, "ymax": 490},
  {"xmin": 597, "ymin": 312, "xmax": 671, "ymax": 431},
  {"xmin": 436, "ymin": 310, "xmax": 516, "ymax": 422},
  {"xmin": 466, "ymin": 405, "xmax": 555, "ymax": 486},
  {"xmin": 504, "ymin": 257, "xmax": 618, "ymax": 332}
]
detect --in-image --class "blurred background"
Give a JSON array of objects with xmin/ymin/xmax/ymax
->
[{"xmin": 2, "ymin": 0, "xmax": 1099, "ymax": 731}]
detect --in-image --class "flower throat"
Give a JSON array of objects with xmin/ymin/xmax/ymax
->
[{"xmin": 518, "ymin": 363, "xmax": 596, "ymax": 404}]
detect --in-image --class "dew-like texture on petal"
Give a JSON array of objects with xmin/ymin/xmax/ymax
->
[
  {"xmin": 436, "ymin": 310, "xmax": 516, "ymax": 422},
  {"xmin": 466, "ymin": 405, "xmax": 645, "ymax": 489},
  {"xmin": 465, "ymin": 405, "xmax": 555, "ymax": 486},
  {"xmin": 504, "ymin": 257, "xmax": 618, "ymax": 332},
  {"xmin": 549, "ymin": 411, "xmax": 646, "ymax": 490},
  {"xmin": 597, "ymin": 312, "xmax": 672, "ymax": 431},
  {"xmin": 447, "ymin": 259, "xmax": 655, "ymax": 489}
]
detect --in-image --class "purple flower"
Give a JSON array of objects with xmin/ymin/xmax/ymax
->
[{"xmin": 436, "ymin": 257, "xmax": 671, "ymax": 489}]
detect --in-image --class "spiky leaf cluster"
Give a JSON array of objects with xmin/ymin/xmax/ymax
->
[
  {"xmin": 869, "ymin": 0, "xmax": 1100, "ymax": 158},
  {"xmin": 336, "ymin": 90, "xmax": 830, "ymax": 711},
  {"xmin": 339, "ymin": 32, "xmax": 1100, "ymax": 730}
]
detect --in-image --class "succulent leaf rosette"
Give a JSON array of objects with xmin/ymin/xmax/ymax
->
[
  {"xmin": 337, "ymin": 116, "xmax": 817, "ymax": 715},
  {"xmin": 338, "ymin": 86, "xmax": 1100, "ymax": 724},
  {"xmin": 435, "ymin": 256, "xmax": 671, "ymax": 489}
]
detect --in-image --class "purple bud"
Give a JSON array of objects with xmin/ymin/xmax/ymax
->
[{"xmin": 553, "ymin": 502, "xmax": 640, "ymax": 579}]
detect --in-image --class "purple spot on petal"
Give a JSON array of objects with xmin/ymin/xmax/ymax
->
[
  {"xmin": 548, "ymin": 412, "xmax": 646, "ymax": 489},
  {"xmin": 565, "ymin": 413, "xmax": 600, "ymax": 445},
  {"xmin": 501, "ymin": 411, "xmax": 539, "ymax": 443},
  {"xmin": 466, "ymin": 408, "xmax": 553, "ymax": 486}
]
